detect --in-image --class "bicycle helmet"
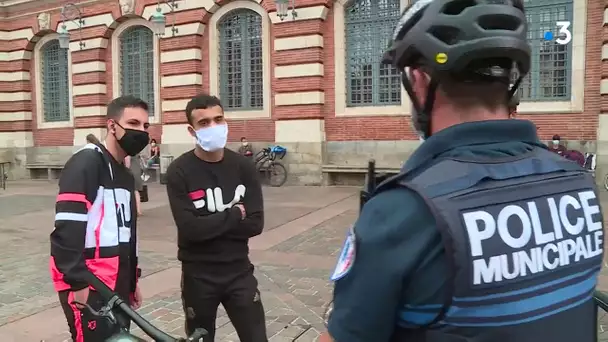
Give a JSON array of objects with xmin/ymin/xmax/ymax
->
[{"xmin": 382, "ymin": 0, "xmax": 531, "ymax": 138}]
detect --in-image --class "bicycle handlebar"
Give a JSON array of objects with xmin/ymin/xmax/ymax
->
[
  {"xmin": 83, "ymin": 273, "xmax": 205, "ymax": 341},
  {"xmin": 595, "ymin": 290, "xmax": 608, "ymax": 312}
]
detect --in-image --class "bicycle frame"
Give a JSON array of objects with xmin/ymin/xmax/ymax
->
[
  {"xmin": 82, "ymin": 273, "xmax": 206, "ymax": 341},
  {"xmin": 254, "ymin": 148, "xmax": 271, "ymax": 163}
]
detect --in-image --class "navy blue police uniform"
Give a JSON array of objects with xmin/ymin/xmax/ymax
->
[{"xmin": 327, "ymin": 119, "xmax": 604, "ymax": 342}]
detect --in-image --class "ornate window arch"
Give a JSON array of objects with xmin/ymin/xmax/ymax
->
[
  {"xmin": 34, "ymin": 33, "xmax": 74, "ymax": 128},
  {"xmin": 519, "ymin": 0, "xmax": 572, "ymax": 102},
  {"xmin": 111, "ymin": 19, "xmax": 161, "ymax": 122},
  {"xmin": 209, "ymin": 1, "xmax": 271, "ymax": 119},
  {"xmin": 218, "ymin": 9, "xmax": 263, "ymax": 111},
  {"xmin": 334, "ymin": 0, "xmax": 409, "ymax": 117},
  {"xmin": 345, "ymin": 0, "xmax": 401, "ymax": 107},
  {"xmin": 516, "ymin": 0, "xmax": 585, "ymax": 114}
]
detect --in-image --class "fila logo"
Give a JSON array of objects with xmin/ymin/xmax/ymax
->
[{"xmin": 188, "ymin": 185, "xmax": 246, "ymax": 212}]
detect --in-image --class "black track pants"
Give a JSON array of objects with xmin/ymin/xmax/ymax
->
[{"xmin": 181, "ymin": 269, "xmax": 268, "ymax": 342}]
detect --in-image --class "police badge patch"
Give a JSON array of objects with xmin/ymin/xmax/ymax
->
[{"xmin": 330, "ymin": 226, "xmax": 356, "ymax": 281}]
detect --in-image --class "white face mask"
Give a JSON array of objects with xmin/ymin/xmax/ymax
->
[
  {"xmin": 242, "ymin": 142, "xmax": 248, "ymax": 146},
  {"xmin": 552, "ymin": 140, "xmax": 560, "ymax": 145},
  {"xmin": 194, "ymin": 124, "xmax": 228, "ymax": 152}
]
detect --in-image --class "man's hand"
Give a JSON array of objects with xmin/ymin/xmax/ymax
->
[
  {"xmin": 71, "ymin": 287, "xmax": 89, "ymax": 309},
  {"xmin": 319, "ymin": 332, "xmax": 334, "ymax": 342},
  {"xmin": 235, "ymin": 204, "xmax": 246, "ymax": 220},
  {"xmin": 131, "ymin": 286, "xmax": 142, "ymax": 309}
]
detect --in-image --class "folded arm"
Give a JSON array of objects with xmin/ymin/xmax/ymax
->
[
  {"xmin": 226, "ymin": 158, "xmax": 264, "ymax": 239},
  {"xmin": 166, "ymin": 165, "xmax": 242, "ymax": 242}
]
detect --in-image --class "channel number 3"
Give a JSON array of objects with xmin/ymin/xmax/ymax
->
[{"xmin": 555, "ymin": 21, "xmax": 572, "ymax": 45}]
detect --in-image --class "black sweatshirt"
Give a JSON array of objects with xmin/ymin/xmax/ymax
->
[
  {"xmin": 166, "ymin": 148, "xmax": 264, "ymax": 274},
  {"xmin": 50, "ymin": 143, "xmax": 138, "ymax": 296}
]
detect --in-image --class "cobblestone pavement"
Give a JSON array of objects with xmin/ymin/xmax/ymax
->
[
  {"xmin": 3, "ymin": 181, "xmax": 608, "ymax": 341},
  {"xmin": 0, "ymin": 181, "xmax": 356, "ymax": 341}
]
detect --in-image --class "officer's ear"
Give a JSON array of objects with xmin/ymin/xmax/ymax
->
[{"xmin": 409, "ymin": 68, "xmax": 430, "ymax": 106}]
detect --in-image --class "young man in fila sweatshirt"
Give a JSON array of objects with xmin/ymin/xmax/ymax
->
[{"xmin": 165, "ymin": 94, "xmax": 267, "ymax": 342}]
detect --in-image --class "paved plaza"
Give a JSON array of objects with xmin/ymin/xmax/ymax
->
[
  {"xmin": 0, "ymin": 181, "xmax": 358, "ymax": 341},
  {"xmin": 0, "ymin": 181, "xmax": 608, "ymax": 341}
]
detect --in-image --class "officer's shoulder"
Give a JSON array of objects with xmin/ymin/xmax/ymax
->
[
  {"xmin": 366, "ymin": 186, "xmax": 430, "ymax": 218},
  {"xmin": 358, "ymin": 186, "xmax": 433, "ymax": 238}
]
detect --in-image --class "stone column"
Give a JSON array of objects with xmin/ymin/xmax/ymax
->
[{"xmin": 269, "ymin": 6, "xmax": 329, "ymax": 185}]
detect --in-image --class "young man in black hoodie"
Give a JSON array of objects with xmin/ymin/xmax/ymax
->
[
  {"xmin": 50, "ymin": 95, "xmax": 150, "ymax": 341},
  {"xmin": 166, "ymin": 94, "xmax": 267, "ymax": 342}
]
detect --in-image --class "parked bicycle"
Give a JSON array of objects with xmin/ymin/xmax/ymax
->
[
  {"xmin": 79, "ymin": 272, "xmax": 206, "ymax": 341},
  {"xmin": 579, "ymin": 153, "xmax": 608, "ymax": 192},
  {"xmin": 571, "ymin": 152, "xmax": 606, "ymax": 192},
  {"xmin": 254, "ymin": 145, "xmax": 288, "ymax": 187}
]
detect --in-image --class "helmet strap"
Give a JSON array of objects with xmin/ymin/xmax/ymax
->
[
  {"xmin": 508, "ymin": 75, "xmax": 523, "ymax": 101},
  {"xmin": 401, "ymin": 71, "xmax": 439, "ymax": 139}
]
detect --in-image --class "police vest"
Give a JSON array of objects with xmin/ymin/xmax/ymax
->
[{"xmin": 382, "ymin": 147, "xmax": 604, "ymax": 342}]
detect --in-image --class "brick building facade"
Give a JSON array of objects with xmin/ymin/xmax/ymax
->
[{"xmin": 0, "ymin": 0, "xmax": 604, "ymax": 185}]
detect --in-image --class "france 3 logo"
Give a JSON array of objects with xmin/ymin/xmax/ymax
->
[{"xmin": 543, "ymin": 21, "xmax": 572, "ymax": 45}]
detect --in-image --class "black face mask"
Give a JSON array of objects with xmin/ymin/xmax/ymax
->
[{"xmin": 114, "ymin": 122, "xmax": 149, "ymax": 157}]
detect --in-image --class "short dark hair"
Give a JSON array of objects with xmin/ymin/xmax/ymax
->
[
  {"xmin": 185, "ymin": 94, "xmax": 223, "ymax": 125},
  {"xmin": 106, "ymin": 95, "xmax": 149, "ymax": 120},
  {"xmin": 150, "ymin": 138, "xmax": 157, "ymax": 143},
  {"xmin": 439, "ymin": 77, "xmax": 509, "ymax": 111},
  {"xmin": 241, "ymin": 137, "xmax": 247, "ymax": 141},
  {"xmin": 412, "ymin": 66, "xmax": 509, "ymax": 112},
  {"xmin": 552, "ymin": 135, "xmax": 561, "ymax": 140}
]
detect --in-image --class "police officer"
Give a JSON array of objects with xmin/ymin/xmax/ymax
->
[{"xmin": 320, "ymin": 0, "xmax": 604, "ymax": 341}]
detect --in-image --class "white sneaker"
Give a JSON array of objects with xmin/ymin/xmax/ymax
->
[{"xmin": 142, "ymin": 174, "xmax": 150, "ymax": 182}]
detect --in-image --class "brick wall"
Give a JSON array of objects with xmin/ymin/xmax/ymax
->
[{"xmin": 0, "ymin": 0, "xmax": 602, "ymax": 150}]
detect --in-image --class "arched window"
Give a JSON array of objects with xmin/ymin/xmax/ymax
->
[
  {"xmin": 119, "ymin": 26, "xmax": 155, "ymax": 115},
  {"xmin": 40, "ymin": 40, "xmax": 70, "ymax": 122},
  {"xmin": 518, "ymin": 0, "xmax": 572, "ymax": 101},
  {"xmin": 218, "ymin": 9, "xmax": 264, "ymax": 110},
  {"xmin": 345, "ymin": 0, "xmax": 401, "ymax": 107}
]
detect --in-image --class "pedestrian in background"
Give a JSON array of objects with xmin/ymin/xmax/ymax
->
[
  {"xmin": 239, "ymin": 136, "xmax": 254, "ymax": 159},
  {"xmin": 147, "ymin": 138, "xmax": 160, "ymax": 168},
  {"xmin": 548, "ymin": 134, "xmax": 567, "ymax": 155}
]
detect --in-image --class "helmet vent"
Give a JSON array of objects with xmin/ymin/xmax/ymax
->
[
  {"xmin": 477, "ymin": 14, "xmax": 521, "ymax": 31},
  {"xmin": 429, "ymin": 26, "xmax": 461, "ymax": 45},
  {"xmin": 440, "ymin": 0, "xmax": 476, "ymax": 15}
]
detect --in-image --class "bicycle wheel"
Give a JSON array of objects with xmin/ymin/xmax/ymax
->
[
  {"xmin": 268, "ymin": 162, "xmax": 287, "ymax": 187},
  {"xmin": 256, "ymin": 159, "xmax": 271, "ymax": 185},
  {"xmin": 596, "ymin": 290, "xmax": 608, "ymax": 340}
]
